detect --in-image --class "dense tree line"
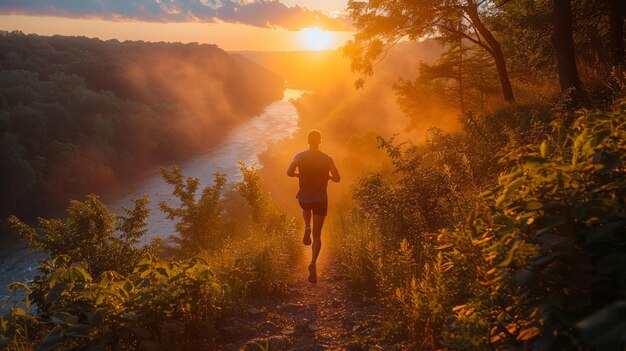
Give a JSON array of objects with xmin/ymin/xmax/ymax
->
[
  {"xmin": 0, "ymin": 31, "xmax": 284, "ymax": 239},
  {"xmin": 346, "ymin": 0, "xmax": 625, "ymax": 108}
]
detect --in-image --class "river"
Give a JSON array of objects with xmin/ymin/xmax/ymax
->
[{"xmin": 0, "ymin": 89, "xmax": 303, "ymax": 307}]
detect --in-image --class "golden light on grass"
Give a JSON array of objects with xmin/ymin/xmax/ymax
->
[{"xmin": 299, "ymin": 27, "xmax": 334, "ymax": 51}]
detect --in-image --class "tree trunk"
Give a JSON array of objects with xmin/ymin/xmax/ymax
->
[
  {"xmin": 552, "ymin": 0, "xmax": 581, "ymax": 92},
  {"xmin": 490, "ymin": 44, "xmax": 516, "ymax": 103},
  {"xmin": 465, "ymin": 1, "xmax": 515, "ymax": 103},
  {"xmin": 458, "ymin": 40, "xmax": 466, "ymax": 113},
  {"xmin": 608, "ymin": 0, "xmax": 625, "ymax": 68}
]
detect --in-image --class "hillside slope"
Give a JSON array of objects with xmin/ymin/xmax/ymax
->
[{"xmin": 0, "ymin": 31, "xmax": 284, "ymax": 237}]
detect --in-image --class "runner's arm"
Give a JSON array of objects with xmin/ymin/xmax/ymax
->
[
  {"xmin": 287, "ymin": 156, "xmax": 299, "ymax": 178},
  {"xmin": 328, "ymin": 157, "xmax": 340, "ymax": 182}
]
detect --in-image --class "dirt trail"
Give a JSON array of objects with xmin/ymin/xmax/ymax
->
[{"xmin": 220, "ymin": 257, "xmax": 388, "ymax": 351}]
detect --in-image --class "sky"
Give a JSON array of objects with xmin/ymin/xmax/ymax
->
[{"xmin": 0, "ymin": 0, "xmax": 353, "ymax": 51}]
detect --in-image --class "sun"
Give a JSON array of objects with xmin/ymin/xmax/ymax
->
[{"xmin": 299, "ymin": 27, "xmax": 334, "ymax": 51}]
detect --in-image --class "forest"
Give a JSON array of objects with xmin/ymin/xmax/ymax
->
[
  {"xmin": 0, "ymin": 31, "xmax": 284, "ymax": 242},
  {"xmin": 1, "ymin": 0, "xmax": 626, "ymax": 349}
]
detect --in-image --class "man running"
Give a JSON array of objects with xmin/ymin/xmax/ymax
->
[{"xmin": 287, "ymin": 130, "xmax": 340, "ymax": 283}]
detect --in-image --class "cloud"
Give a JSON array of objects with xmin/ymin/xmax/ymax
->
[{"xmin": 0, "ymin": 0, "xmax": 351, "ymax": 31}]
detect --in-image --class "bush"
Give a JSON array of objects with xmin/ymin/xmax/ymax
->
[
  {"xmin": 9, "ymin": 195, "xmax": 152, "ymax": 278},
  {"xmin": 336, "ymin": 103, "xmax": 626, "ymax": 350},
  {"xmin": 159, "ymin": 165, "xmax": 234, "ymax": 257},
  {"xmin": 8, "ymin": 195, "xmax": 157, "ymax": 321},
  {"xmin": 470, "ymin": 103, "xmax": 626, "ymax": 349},
  {"xmin": 1, "ymin": 255, "xmax": 226, "ymax": 350},
  {"xmin": 1, "ymin": 163, "xmax": 301, "ymax": 350},
  {"xmin": 212, "ymin": 162, "xmax": 300, "ymax": 300}
]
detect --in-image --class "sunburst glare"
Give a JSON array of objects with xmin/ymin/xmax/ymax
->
[{"xmin": 299, "ymin": 27, "xmax": 334, "ymax": 51}]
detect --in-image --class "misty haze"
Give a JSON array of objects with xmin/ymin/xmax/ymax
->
[{"xmin": 0, "ymin": 1, "xmax": 625, "ymax": 350}]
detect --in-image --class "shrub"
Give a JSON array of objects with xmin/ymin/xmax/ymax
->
[
  {"xmin": 1, "ymin": 255, "xmax": 226, "ymax": 350},
  {"xmin": 1, "ymin": 163, "xmax": 301, "ymax": 350},
  {"xmin": 159, "ymin": 165, "xmax": 234, "ymax": 256},
  {"xmin": 9, "ymin": 195, "xmax": 152, "ymax": 278},
  {"xmin": 212, "ymin": 162, "xmax": 300, "ymax": 300},
  {"xmin": 470, "ymin": 103, "xmax": 626, "ymax": 349},
  {"xmin": 8, "ymin": 195, "xmax": 156, "ymax": 321},
  {"xmin": 337, "ymin": 102, "xmax": 626, "ymax": 350}
]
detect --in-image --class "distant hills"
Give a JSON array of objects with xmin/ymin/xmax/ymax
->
[{"xmin": 0, "ymin": 31, "xmax": 284, "ymax": 238}]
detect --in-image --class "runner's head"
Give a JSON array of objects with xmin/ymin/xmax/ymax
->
[{"xmin": 307, "ymin": 130, "xmax": 322, "ymax": 146}]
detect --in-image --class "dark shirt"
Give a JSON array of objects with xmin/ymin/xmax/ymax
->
[{"xmin": 287, "ymin": 149, "xmax": 339, "ymax": 203}]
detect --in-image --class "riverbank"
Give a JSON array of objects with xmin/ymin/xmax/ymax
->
[
  {"xmin": 0, "ymin": 89, "xmax": 303, "ymax": 309},
  {"xmin": 0, "ymin": 32, "xmax": 285, "ymax": 239}
]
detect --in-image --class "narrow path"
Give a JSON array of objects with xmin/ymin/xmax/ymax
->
[{"xmin": 220, "ymin": 257, "xmax": 388, "ymax": 351}]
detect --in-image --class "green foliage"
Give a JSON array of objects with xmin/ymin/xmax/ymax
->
[
  {"xmin": 356, "ymin": 131, "xmax": 486, "ymax": 237},
  {"xmin": 235, "ymin": 162, "xmax": 272, "ymax": 224},
  {"xmin": 345, "ymin": 0, "xmax": 497, "ymax": 83},
  {"xmin": 1, "ymin": 255, "xmax": 226, "ymax": 350},
  {"xmin": 337, "ymin": 103, "xmax": 626, "ymax": 350},
  {"xmin": 472, "ymin": 104, "xmax": 626, "ymax": 349},
  {"xmin": 214, "ymin": 162, "xmax": 300, "ymax": 300},
  {"xmin": 7, "ymin": 195, "xmax": 155, "ymax": 331},
  {"xmin": 396, "ymin": 41, "xmax": 500, "ymax": 114},
  {"xmin": 9, "ymin": 195, "xmax": 152, "ymax": 277},
  {"xmin": 495, "ymin": 0, "xmax": 618, "ymax": 81},
  {"xmin": 335, "ymin": 207, "xmax": 381, "ymax": 295},
  {"xmin": 345, "ymin": 0, "xmax": 516, "ymax": 103},
  {"xmin": 1, "ymin": 164, "xmax": 300, "ymax": 350},
  {"xmin": 0, "ymin": 30, "xmax": 284, "ymax": 239},
  {"xmin": 159, "ymin": 165, "xmax": 234, "ymax": 256},
  {"xmin": 157, "ymin": 162, "xmax": 299, "ymax": 299}
]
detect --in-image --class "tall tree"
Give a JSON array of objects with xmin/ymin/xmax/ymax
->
[
  {"xmin": 344, "ymin": 0, "xmax": 516, "ymax": 103},
  {"xmin": 403, "ymin": 40, "xmax": 498, "ymax": 113},
  {"xmin": 552, "ymin": 0, "xmax": 581, "ymax": 92},
  {"xmin": 608, "ymin": 0, "xmax": 625, "ymax": 68}
]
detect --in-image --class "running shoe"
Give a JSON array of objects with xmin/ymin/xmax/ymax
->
[
  {"xmin": 308, "ymin": 263, "xmax": 317, "ymax": 284},
  {"xmin": 303, "ymin": 226, "xmax": 312, "ymax": 246}
]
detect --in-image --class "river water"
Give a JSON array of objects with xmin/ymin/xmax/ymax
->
[{"xmin": 0, "ymin": 89, "xmax": 302, "ymax": 306}]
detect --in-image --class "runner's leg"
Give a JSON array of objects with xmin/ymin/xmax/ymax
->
[
  {"xmin": 302, "ymin": 209, "xmax": 312, "ymax": 228},
  {"xmin": 302, "ymin": 209, "xmax": 312, "ymax": 245},
  {"xmin": 311, "ymin": 214, "xmax": 325, "ymax": 264}
]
